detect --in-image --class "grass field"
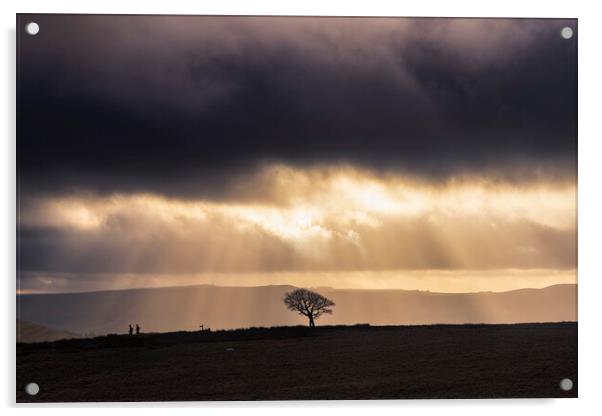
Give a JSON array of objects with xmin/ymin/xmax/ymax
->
[{"xmin": 16, "ymin": 322, "xmax": 577, "ymax": 402}]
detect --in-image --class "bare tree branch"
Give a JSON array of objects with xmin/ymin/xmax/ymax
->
[{"xmin": 283, "ymin": 289, "xmax": 335, "ymax": 327}]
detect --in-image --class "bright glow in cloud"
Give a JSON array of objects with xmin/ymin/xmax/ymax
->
[
  {"xmin": 18, "ymin": 164, "xmax": 576, "ymax": 291},
  {"xmin": 21, "ymin": 164, "xmax": 575, "ymax": 231}
]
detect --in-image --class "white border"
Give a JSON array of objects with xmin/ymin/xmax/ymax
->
[{"xmin": 2, "ymin": 1, "xmax": 601, "ymax": 415}]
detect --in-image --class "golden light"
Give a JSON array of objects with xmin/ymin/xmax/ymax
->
[{"xmin": 19, "ymin": 164, "xmax": 576, "ymax": 292}]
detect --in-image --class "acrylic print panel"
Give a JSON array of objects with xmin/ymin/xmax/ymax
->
[{"xmin": 16, "ymin": 14, "xmax": 577, "ymax": 402}]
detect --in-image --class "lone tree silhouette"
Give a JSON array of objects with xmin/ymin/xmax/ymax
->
[{"xmin": 283, "ymin": 288, "xmax": 335, "ymax": 327}]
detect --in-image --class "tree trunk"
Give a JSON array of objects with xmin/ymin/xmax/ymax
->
[{"xmin": 308, "ymin": 315, "xmax": 315, "ymax": 327}]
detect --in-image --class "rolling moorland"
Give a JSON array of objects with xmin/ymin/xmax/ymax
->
[
  {"xmin": 17, "ymin": 322, "xmax": 577, "ymax": 401},
  {"xmin": 16, "ymin": 320, "xmax": 80, "ymax": 343},
  {"xmin": 17, "ymin": 283, "xmax": 576, "ymax": 338},
  {"xmin": 17, "ymin": 284, "xmax": 577, "ymax": 401}
]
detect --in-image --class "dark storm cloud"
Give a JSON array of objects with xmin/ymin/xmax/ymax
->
[{"xmin": 18, "ymin": 15, "xmax": 577, "ymax": 198}]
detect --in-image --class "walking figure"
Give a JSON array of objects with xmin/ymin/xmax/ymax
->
[
  {"xmin": 136, "ymin": 324, "xmax": 140, "ymax": 335},
  {"xmin": 128, "ymin": 324, "xmax": 133, "ymax": 336}
]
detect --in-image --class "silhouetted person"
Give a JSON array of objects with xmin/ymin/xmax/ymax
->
[
  {"xmin": 136, "ymin": 324, "xmax": 140, "ymax": 335},
  {"xmin": 128, "ymin": 324, "xmax": 133, "ymax": 336}
]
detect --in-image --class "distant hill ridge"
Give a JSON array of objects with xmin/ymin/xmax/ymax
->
[
  {"xmin": 17, "ymin": 283, "xmax": 576, "ymax": 337},
  {"xmin": 17, "ymin": 319, "xmax": 80, "ymax": 343}
]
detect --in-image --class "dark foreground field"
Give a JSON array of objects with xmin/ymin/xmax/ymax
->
[{"xmin": 17, "ymin": 322, "xmax": 577, "ymax": 402}]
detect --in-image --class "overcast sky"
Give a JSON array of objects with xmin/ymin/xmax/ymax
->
[{"xmin": 17, "ymin": 15, "xmax": 577, "ymax": 293}]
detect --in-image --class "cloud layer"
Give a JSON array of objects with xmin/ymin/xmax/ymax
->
[
  {"xmin": 17, "ymin": 16, "xmax": 577, "ymax": 291},
  {"xmin": 18, "ymin": 16, "xmax": 577, "ymax": 198},
  {"xmin": 19, "ymin": 165, "xmax": 576, "ymax": 276}
]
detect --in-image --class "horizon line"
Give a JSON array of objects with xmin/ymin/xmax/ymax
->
[{"xmin": 16, "ymin": 282, "xmax": 577, "ymax": 297}]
